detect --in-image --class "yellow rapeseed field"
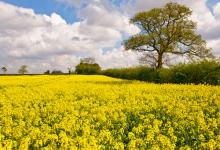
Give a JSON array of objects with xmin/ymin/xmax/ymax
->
[{"xmin": 0, "ymin": 75, "xmax": 219, "ymax": 149}]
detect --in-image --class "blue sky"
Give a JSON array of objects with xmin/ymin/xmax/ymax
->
[
  {"xmin": 0, "ymin": 0, "xmax": 126, "ymax": 23},
  {"xmin": 2, "ymin": 0, "xmax": 218, "ymax": 24},
  {"xmin": 207, "ymin": 0, "xmax": 219, "ymax": 6},
  {"xmin": 1, "ymin": 0, "xmax": 79, "ymax": 23}
]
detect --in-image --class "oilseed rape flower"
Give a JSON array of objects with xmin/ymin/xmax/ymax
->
[{"xmin": 0, "ymin": 75, "xmax": 219, "ymax": 149}]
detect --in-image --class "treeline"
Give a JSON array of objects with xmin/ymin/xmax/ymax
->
[
  {"xmin": 101, "ymin": 61, "xmax": 220, "ymax": 85},
  {"xmin": 44, "ymin": 57, "xmax": 101, "ymax": 75},
  {"xmin": 43, "ymin": 60, "xmax": 220, "ymax": 85},
  {"xmin": 1, "ymin": 59, "xmax": 219, "ymax": 85}
]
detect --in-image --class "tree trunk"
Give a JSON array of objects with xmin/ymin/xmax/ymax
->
[{"xmin": 156, "ymin": 53, "xmax": 163, "ymax": 69}]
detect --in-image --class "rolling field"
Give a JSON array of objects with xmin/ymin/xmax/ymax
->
[{"xmin": 0, "ymin": 75, "xmax": 219, "ymax": 149}]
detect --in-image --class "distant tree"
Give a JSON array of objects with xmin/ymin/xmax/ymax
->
[
  {"xmin": 18, "ymin": 65, "xmax": 28, "ymax": 74},
  {"xmin": 124, "ymin": 2, "xmax": 213, "ymax": 69},
  {"xmin": 75, "ymin": 63, "xmax": 101, "ymax": 75},
  {"xmin": 1, "ymin": 66, "xmax": 7, "ymax": 74},
  {"xmin": 44, "ymin": 70, "xmax": 50, "ymax": 74},
  {"xmin": 75, "ymin": 58, "xmax": 101, "ymax": 74},
  {"xmin": 51, "ymin": 70, "xmax": 63, "ymax": 75}
]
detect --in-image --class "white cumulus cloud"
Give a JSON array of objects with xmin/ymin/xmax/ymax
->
[
  {"xmin": 0, "ymin": 1, "xmax": 139, "ymax": 73},
  {"xmin": 0, "ymin": 0, "xmax": 219, "ymax": 74}
]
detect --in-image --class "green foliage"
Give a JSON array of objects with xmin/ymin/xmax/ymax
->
[
  {"xmin": 203, "ymin": 70, "xmax": 220, "ymax": 85},
  {"xmin": 18, "ymin": 65, "xmax": 28, "ymax": 74},
  {"xmin": 171, "ymin": 60, "xmax": 220, "ymax": 84},
  {"xmin": 44, "ymin": 70, "xmax": 50, "ymax": 74},
  {"xmin": 51, "ymin": 70, "xmax": 64, "ymax": 75},
  {"xmin": 124, "ymin": 2, "xmax": 212, "ymax": 68},
  {"xmin": 102, "ymin": 67, "xmax": 156, "ymax": 81},
  {"xmin": 1, "ymin": 66, "xmax": 7, "ymax": 74},
  {"xmin": 102, "ymin": 61, "xmax": 220, "ymax": 85},
  {"xmin": 75, "ymin": 63, "xmax": 101, "ymax": 75}
]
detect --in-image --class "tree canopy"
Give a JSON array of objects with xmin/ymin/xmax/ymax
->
[
  {"xmin": 124, "ymin": 2, "xmax": 213, "ymax": 69},
  {"xmin": 18, "ymin": 65, "xmax": 28, "ymax": 74},
  {"xmin": 1, "ymin": 67, "xmax": 7, "ymax": 74},
  {"xmin": 75, "ymin": 57, "xmax": 101, "ymax": 75}
]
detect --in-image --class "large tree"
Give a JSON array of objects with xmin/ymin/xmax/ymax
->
[{"xmin": 124, "ymin": 2, "xmax": 213, "ymax": 69}]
